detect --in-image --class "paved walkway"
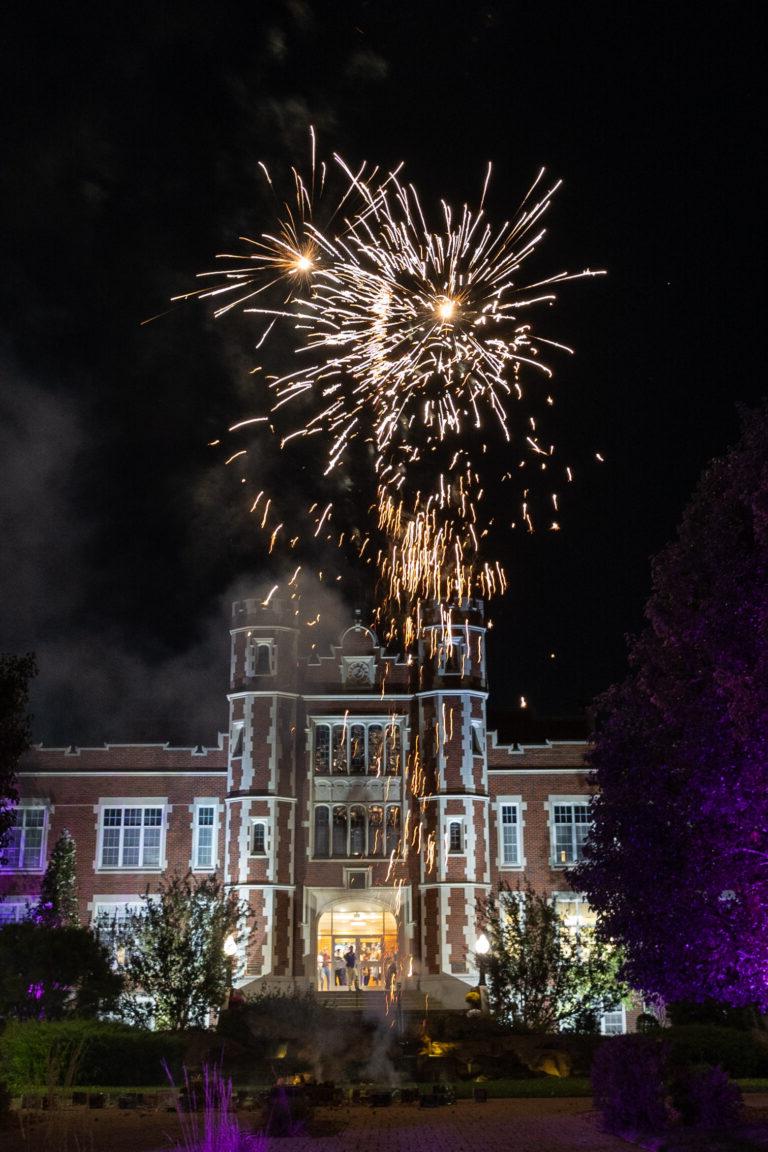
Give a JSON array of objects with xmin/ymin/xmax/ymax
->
[{"xmin": 247, "ymin": 1099, "xmax": 631, "ymax": 1152}]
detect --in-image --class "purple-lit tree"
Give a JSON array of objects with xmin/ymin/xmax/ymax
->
[
  {"xmin": 0, "ymin": 654, "xmax": 35, "ymax": 864},
  {"xmin": 573, "ymin": 405, "xmax": 768, "ymax": 1008},
  {"xmin": 0, "ymin": 923, "xmax": 122, "ymax": 1020}
]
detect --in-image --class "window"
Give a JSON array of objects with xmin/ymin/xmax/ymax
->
[
  {"xmin": 438, "ymin": 638, "xmax": 466, "ymax": 675},
  {"xmin": 346, "ymin": 869, "xmax": 369, "ymax": 890},
  {"xmin": 251, "ymin": 821, "xmax": 268, "ymax": 856},
  {"xmin": 600, "ymin": 1006, "xmax": 626, "ymax": 1035},
  {"xmin": 0, "ymin": 900, "xmax": 30, "ymax": 924},
  {"xmin": 1, "ymin": 807, "xmax": 46, "ymax": 871},
  {"xmin": 92, "ymin": 899, "xmax": 145, "ymax": 968},
  {"xmin": 447, "ymin": 820, "xmax": 464, "ymax": 854},
  {"xmin": 499, "ymin": 802, "xmax": 521, "ymax": 867},
  {"xmin": 245, "ymin": 638, "xmax": 275, "ymax": 677},
  {"xmin": 312, "ymin": 720, "xmax": 402, "ymax": 776},
  {"xmin": 471, "ymin": 722, "xmax": 485, "ymax": 756},
  {"xmin": 551, "ymin": 801, "xmax": 591, "ymax": 865},
  {"xmin": 553, "ymin": 892, "xmax": 596, "ymax": 930},
  {"xmin": 92, "ymin": 900, "xmax": 139, "ymax": 941},
  {"xmin": 230, "ymin": 724, "xmax": 244, "ymax": 759},
  {"xmin": 193, "ymin": 803, "xmax": 217, "ymax": 870},
  {"xmin": 313, "ymin": 803, "xmax": 401, "ymax": 858},
  {"xmin": 314, "ymin": 806, "xmax": 330, "ymax": 857},
  {"xmin": 99, "ymin": 806, "xmax": 163, "ymax": 869}
]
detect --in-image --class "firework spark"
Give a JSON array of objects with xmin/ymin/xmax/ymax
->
[{"xmin": 196, "ymin": 141, "xmax": 602, "ymax": 650}]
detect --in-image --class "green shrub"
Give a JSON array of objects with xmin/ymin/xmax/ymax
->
[
  {"xmin": 666, "ymin": 1001, "xmax": 761, "ymax": 1030},
  {"xmin": 665, "ymin": 1025, "xmax": 768, "ymax": 1078},
  {"xmin": 0, "ymin": 1020, "xmax": 185, "ymax": 1093}
]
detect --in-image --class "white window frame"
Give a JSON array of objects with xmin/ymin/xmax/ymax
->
[
  {"xmin": 0, "ymin": 805, "xmax": 48, "ymax": 872},
  {"xmin": 245, "ymin": 637, "xmax": 276, "ymax": 677},
  {"xmin": 0, "ymin": 898, "xmax": 32, "ymax": 924},
  {"xmin": 497, "ymin": 797, "xmax": 523, "ymax": 868},
  {"xmin": 92, "ymin": 897, "xmax": 142, "ymax": 938},
  {"xmin": 250, "ymin": 819, "xmax": 269, "ymax": 857},
  {"xmin": 447, "ymin": 818, "xmax": 465, "ymax": 856},
  {"xmin": 312, "ymin": 802, "xmax": 401, "ymax": 859},
  {"xmin": 192, "ymin": 800, "xmax": 218, "ymax": 871},
  {"xmin": 97, "ymin": 800, "xmax": 166, "ymax": 871},
  {"xmin": 311, "ymin": 717, "xmax": 403, "ymax": 777},
  {"xmin": 438, "ymin": 637, "xmax": 467, "ymax": 676},
  {"xmin": 471, "ymin": 720, "xmax": 485, "ymax": 756},
  {"xmin": 552, "ymin": 891, "xmax": 595, "ymax": 931},
  {"xmin": 600, "ymin": 1005, "xmax": 627, "ymax": 1035},
  {"xmin": 230, "ymin": 722, "xmax": 244, "ymax": 760},
  {"xmin": 549, "ymin": 796, "xmax": 592, "ymax": 867}
]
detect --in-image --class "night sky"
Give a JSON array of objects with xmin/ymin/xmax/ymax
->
[{"xmin": 1, "ymin": 3, "xmax": 764, "ymax": 746}]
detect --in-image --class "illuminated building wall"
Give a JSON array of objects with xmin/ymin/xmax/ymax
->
[{"xmin": 1, "ymin": 595, "xmax": 595, "ymax": 1012}]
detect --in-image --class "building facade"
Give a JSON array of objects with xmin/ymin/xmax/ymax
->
[{"xmin": 1, "ymin": 594, "xmax": 597, "ymax": 1012}]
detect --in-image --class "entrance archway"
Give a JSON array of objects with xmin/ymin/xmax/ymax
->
[{"xmin": 316, "ymin": 901, "xmax": 398, "ymax": 991}]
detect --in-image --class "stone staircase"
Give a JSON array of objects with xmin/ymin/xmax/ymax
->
[{"xmin": 315, "ymin": 988, "xmax": 444, "ymax": 1016}]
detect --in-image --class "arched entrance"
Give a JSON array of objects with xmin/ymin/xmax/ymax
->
[{"xmin": 316, "ymin": 900, "xmax": 398, "ymax": 991}]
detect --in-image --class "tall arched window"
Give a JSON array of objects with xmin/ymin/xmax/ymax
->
[
  {"xmin": 386, "ymin": 725, "xmax": 401, "ymax": 775},
  {"xmin": 386, "ymin": 806, "xmax": 401, "ymax": 857},
  {"xmin": 314, "ymin": 726, "xmax": 330, "ymax": 774},
  {"xmin": 350, "ymin": 725, "xmax": 366, "ymax": 773},
  {"xmin": 368, "ymin": 726, "xmax": 383, "ymax": 774},
  {"xmin": 349, "ymin": 805, "xmax": 366, "ymax": 856},
  {"xmin": 332, "ymin": 806, "xmax": 348, "ymax": 856},
  {"xmin": 256, "ymin": 643, "xmax": 273, "ymax": 674},
  {"xmin": 314, "ymin": 806, "xmax": 330, "ymax": 858},
  {"xmin": 368, "ymin": 806, "xmax": 384, "ymax": 856},
  {"xmin": 332, "ymin": 726, "xmax": 348, "ymax": 774}
]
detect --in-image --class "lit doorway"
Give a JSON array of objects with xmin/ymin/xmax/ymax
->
[{"xmin": 316, "ymin": 902, "xmax": 398, "ymax": 991}]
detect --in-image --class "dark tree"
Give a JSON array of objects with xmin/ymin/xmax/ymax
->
[
  {"xmin": 0, "ymin": 922, "xmax": 122, "ymax": 1020},
  {"xmin": 118, "ymin": 872, "xmax": 244, "ymax": 1031},
  {"xmin": 479, "ymin": 882, "xmax": 627, "ymax": 1032},
  {"xmin": 36, "ymin": 830, "xmax": 80, "ymax": 927},
  {"xmin": 573, "ymin": 404, "xmax": 768, "ymax": 1008},
  {"xmin": 0, "ymin": 654, "xmax": 35, "ymax": 863}
]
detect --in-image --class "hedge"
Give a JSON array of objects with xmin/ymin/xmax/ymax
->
[{"xmin": 0, "ymin": 1020, "xmax": 185, "ymax": 1093}]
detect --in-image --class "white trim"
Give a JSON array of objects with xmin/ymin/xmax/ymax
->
[
  {"xmin": 546, "ymin": 796, "xmax": 593, "ymax": 868},
  {"xmin": 446, "ymin": 815, "xmax": 465, "ymax": 856},
  {"xmin": 301, "ymin": 693, "xmax": 413, "ymax": 702},
  {"xmin": 250, "ymin": 818, "xmax": 269, "ymax": 858},
  {"xmin": 496, "ymin": 795, "xmax": 525, "ymax": 869},
  {"xmin": 488, "ymin": 767, "xmax": 586, "ymax": 775},
  {"xmin": 224, "ymin": 795, "xmax": 297, "ymax": 804},
  {"xmin": 227, "ymin": 691, "xmax": 301, "ymax": 702},
  {"xmin": 19, "ymin": 771, "xmax": 227, "ymax": 777},
  {"xmin": 96, "ymin": 799, "xmax": 168, "ymax": 871},
  {"xmin": 0, "ymin": 897, "xmax": 33, "ymax": 923},
  {"xmin": 0, "ymin": 803, "xmax": 49, "ymax": 873},
  {"xmin": 600, "ymin": 1005, "xmax": 627, "ymax": 1035},
  {"xmin": 191, "ymin": 798, "xmax": 219, "ymax": 871}
]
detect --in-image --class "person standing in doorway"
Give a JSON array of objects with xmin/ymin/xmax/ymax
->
[
  {"xmin": 334, "ymin": 947, "xmax": 346, "ymax": 987},
  {"xmin": 344, "ymin": 944, "xmax": 359, "ymax": 990},
  {"xmin": 319, "ymin": 949, "xmax": 331, "ymax": 991}
]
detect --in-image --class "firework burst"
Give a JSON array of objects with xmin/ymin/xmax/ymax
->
[{"xmin": 196, "ymin": 141, "xmax": 602, "ymax": 647}]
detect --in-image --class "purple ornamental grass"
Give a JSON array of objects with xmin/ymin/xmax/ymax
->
[{"xmin": 166, "ymin": 1061, "xmax": 267, "ymax": 1152}]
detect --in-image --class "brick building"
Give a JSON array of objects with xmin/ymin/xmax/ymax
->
[{"xmin": 1, "ymin": 593, "xmax": 607, "ymax": 1017}]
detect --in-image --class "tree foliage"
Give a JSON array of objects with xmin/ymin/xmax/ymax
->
[
  {"xmin": 479, "ymin": 882, "xmax": 627, "ymax": 1032},
  {"xmin": 0, "ymin": 922, "xmax": 122, "ymax": 1021},
  {"xmin": 0, "ymin": 653, "xmax": 35, "ymax": 861},
  {"xmin": 36, "ymin": 830, "xmax": 79, "ymax": 927},
  {"xmin": 118, "ymin": 872, "xmax": 243, "ymax": 1031},
  {"xmin": 573, "ymin": 404, "xmax": 768, "ymax": 1008}
]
